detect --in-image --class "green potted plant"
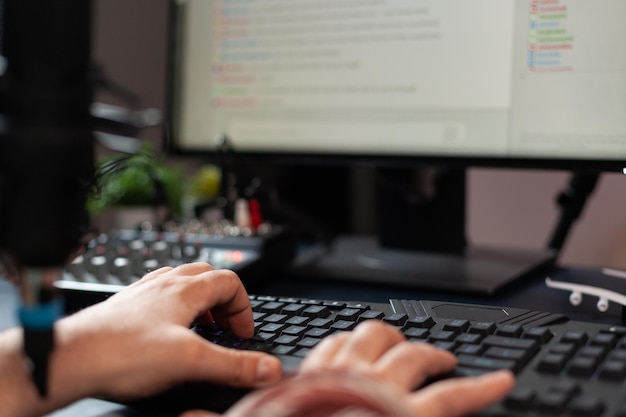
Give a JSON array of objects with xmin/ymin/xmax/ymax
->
[{"xmin": 88, "ymin": 145, "xmax": 184, "ymax": 231}]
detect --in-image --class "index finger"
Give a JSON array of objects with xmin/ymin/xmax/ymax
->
[
  {"xmin": 208, "ymin": 275, "xmax": 255, "ymax": 338},
  {"xmin": 172, "ymin": 264, "xmax": 255, "ymax": 339},
  {"xmin": 408, "ymin": 370, "xmax": 515, "ymax": 417}
]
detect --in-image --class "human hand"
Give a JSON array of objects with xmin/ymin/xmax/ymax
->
[
  {"xmin": 299, "ymin": 320, "xmax": 516, "ymax": 417},
  {"xmin": 54, "ymin": 262, "xmax": 283, "ymax": 401}
]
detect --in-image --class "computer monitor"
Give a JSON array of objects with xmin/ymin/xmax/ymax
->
[{"xmin": 164, "ymin": 0, "xmax": 626, "ymax": 294}]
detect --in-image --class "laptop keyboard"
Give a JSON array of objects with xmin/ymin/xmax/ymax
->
[{"xmin": 193, "ymin": 294, "xmax": 626, "ymax": 417}]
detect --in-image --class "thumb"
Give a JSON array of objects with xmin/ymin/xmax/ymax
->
[{"xmin": 187, "ymin": 341, "xmax": 283, "ymax": 388}]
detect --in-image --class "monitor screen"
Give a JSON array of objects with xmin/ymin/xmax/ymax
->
[{"xmin": 166, "ymin": 0, "xmax": 626, "ymax": 172}]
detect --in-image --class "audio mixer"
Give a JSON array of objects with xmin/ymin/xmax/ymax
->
[{"xmin": 55, "ymin": 226, "xmax": 296, "ymax": 311}]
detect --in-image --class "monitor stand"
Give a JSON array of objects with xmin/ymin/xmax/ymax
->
[{"xmin": 291, "ymin": 167, "xmax": 556, "ymax": 296}]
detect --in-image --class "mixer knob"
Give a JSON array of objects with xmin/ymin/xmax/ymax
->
[
  {"xmin": 113, "ymin": 257, "xmax": 133, "ymax": 284},
  {"xmin": 66, "ymin": 255, "xmax": 87, "ymax": 281},
  {"xmin": 151, "ymin": 240, "xmax": 170, "ymax": 266},
  {"xmin": 197, "ymin": 247, "xmax": 212, "ymax": 263},
  {"xmin": 128, "ymin": 239, "xmax": 146, "ymax": 256},
  {"xmin": 128, "ymin": 239, "xmax": 147, "ymax": 276},
  {"xmin": 90, "ymin": 255, "xmax": 109, "ymax": 282},
  {"xmin": 182, "ymin": 245, "xmax": 199, "ymax": 262},
  {"xmin": 143, "ymin": 258, "xmax": 160, "ymax": 273},
  {"xmin": 169, "ymin": 242, "xmax": 183, "ymax": 260}
]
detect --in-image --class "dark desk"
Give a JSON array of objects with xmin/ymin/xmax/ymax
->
[{"xmin": 1, "ymin": 266, "xmax": 623, "ymax": 417}]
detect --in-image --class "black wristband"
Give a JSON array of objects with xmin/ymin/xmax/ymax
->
[
  {"xmin": 18, "ymin": 298, "xmax": 62, "ymax": 398},
  {"xmin": 22, "ymin": 327, "xmax": 55, "ymax": 397}
]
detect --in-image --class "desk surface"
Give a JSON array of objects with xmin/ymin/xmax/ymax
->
[{"xmin": 1, "ymin": 266, "xmax": 624, "ymax": 417}]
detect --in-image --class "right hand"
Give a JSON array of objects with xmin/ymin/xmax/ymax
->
[
  {"xmin": 300, "ymin": 320, "xmax": 516, "ymax": 417},
  {"xmin": 184, "ymin": 320, "xmax": 516, "ymax": 417}
]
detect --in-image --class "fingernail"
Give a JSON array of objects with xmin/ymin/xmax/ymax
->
[{"xmin": 256, "ymin": 356, "xmax": 278, "ymax": 385}]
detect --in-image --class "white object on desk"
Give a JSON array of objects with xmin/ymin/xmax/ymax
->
[{"xmin": 545, "ymin": 272, "xmax": 626, "ymax": 313}]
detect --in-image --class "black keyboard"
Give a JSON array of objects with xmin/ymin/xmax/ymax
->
[{"xmin": 177, "ymin": 294, "xmax": 626, "ymax": 417}]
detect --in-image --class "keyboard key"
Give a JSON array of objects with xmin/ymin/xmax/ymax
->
[
  {"xmin": 548, "ymin": 379, "xmax": 581, "ymax": 398},
  {"xmin": 456, "ymin": 343, "xmax": 485, "ymax": 356},
  {"xmin": 560, "ymin": 331, "xmax": 589, "ymax": 347},
  {"xmin": 404, "ymin": 316, "xmax": 435, "ymax": 329},
  {"xmin": 293, "ymin": 348, "xmax": 312, "ymax": 358},
  {"xmin": 483, "ymin": 335, "xmax": 539, "ymax": 353},
  {"xmin": 259, "ymin": 323, "xmax": 285, "ymax": 333},
  {"xmin": 331, "ymin": 320, "xmax": 357, "ymax": 331},
  {"xmin": 405, "ymin": 327, "xmax": 429, "ymax": 339},
  {"xmin": 443, "ymin": 319, "xmax": 470, "ymax": 333},
  {"xmin": 277, "ymin": 297, "xmax": 300, "ymax": 304},
  {"xmin": 282, "ymin": 325, "xmax": 308, "ymax": 337},
  {"xmin": 335, "ymin": 308, "xmax": 362, "ymax": 321},
  {"xmin": 263, "ymin": 313, "xmax": 288, "ymax": 324},
  {"xmin": 568, "ymin": 355, "xmax": 599, "ymax": 377},
  {"xmin": 549, "ymin": 342, "xmax": 577, "ymax": 359},
  {"xmin": 256, "ymin": 295, "xmax": 278, "ymax": 302},
  {"xmin": 590, "ymin": 332, "xmax": 618, "ymax": 347},
  {"xmin": 495, "ymin": 324, "xmax": 523, "ymax": 338},
  {"xmin": 273, "ymin": 335, "xmax": 299, "ymax": 346},
  {"xmin": 504, "ymin": 386, "xmax": 535, "ymax": 410},
  {"xmin": 308, "ymin": 317, "xmax": 333, "ymax": 328},
  {"xmin": 456, "ymin": 354, "xmax": 516, "ymax": 372},
  {"xmin": 455, "ymin": 332, "xmax": 483, "ymax": 345},
  {"xmin": 383, "ymin": 313, "xmax": 408, "ymax": 326},
  {"xmin": 271, "ymin": 345, "xmax": 296, "ymax": 355},
  {"xmin": 599, "ymin": 359, "xmax": 626, "ymax": 380},
  {"xmin": 286, "ymin": 315, "xmax": 311, "ymax": 326},
  {"xmin": 281, "ymin": 303, "xmax": 306, "ymax": 315},
  {"xmin": 523, "ymin": 327, "xmax": 554, "ymax": 343},
  {"xmin": 608, "ymin": 349, "xmax": 626, "ymax": 361},
  {"xmin": 259, "ymin": 302, "xmax": 285, "ymax": 314},
  {"xmin": 433, "ymin": 341, "xmax": 457, "ymax": 352},
  {"xmin": 300, "ymin": 299, "xmax": 323, "ymax": 305},
  {"xmin": 297, "ymin": 337, "xmax": 322, "ymax": 349},
  {"xmin": 302, "ymin": 305, "xmax": 331, "ymax": 318},
  {"xmin": 469, "ymin": 321, "xmax": 496, "ymax": 335},
  {"xmin": 537, "ymin": 353, "xmax": 569, "ymax": 373},
  {"xmin": 484, "ymin": 346, "xmax": 527, "ymax": 362},
  {"xmin": 306, "ymin": 327, "xmax": 332, "ymax": 338},
  {"xmin": 323, "ymin": 300, "xmax": 347, "ymax": 309},
  {"xmin": 252, "ymin": 311, "xmax": 267, "ymax": 321},
  {"xmin": 536, "ymin": 391, "xmax": 569, "ymax": 414},
  {"xmin": 429, "ymin": 330, "xmax": 457, "ymax": 343},
  {"xmin": 358, "ymin": 310, "xmax": 385, "ymax": 322},
  {"xmin": 567, "ymin": 394, "xmax": 605, "ymax": 417},
  {"xmin": 578, "ymin": 345, "xmax": 607, "ymax": 358},
  {"xmin": 253, "ymin": 332, "xmax": 278, "ymax": 344}
]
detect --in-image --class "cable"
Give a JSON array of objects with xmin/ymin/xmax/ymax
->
[{"xmin": 548, "ymin": 171, "xmax": 600, "ymax": 254}]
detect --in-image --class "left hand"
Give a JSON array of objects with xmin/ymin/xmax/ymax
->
[{"xmin": 57, "ymin": 262, "xmax": 283, "ymax": 399}]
